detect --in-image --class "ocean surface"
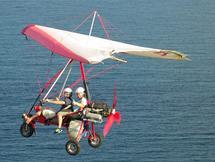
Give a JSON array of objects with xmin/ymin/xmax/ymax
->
[{"xmin": 1, "ymin": 0, "xmax": 215, "ymax": 161}]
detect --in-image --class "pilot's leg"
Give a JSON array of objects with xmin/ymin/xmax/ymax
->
[
  {"xmin": 54, "ymin": 112, "xmax": 65, "ymax": 134},
  {"xmin": 57, "ymin": 113, "xmax": 63, "ymax": 129},
  {"xmin": 55, "ymin": 111, "xmax": 70, "ymax": 134}
]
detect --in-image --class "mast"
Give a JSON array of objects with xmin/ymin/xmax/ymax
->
[
  {"xmin": 89, "ymin": 11, "xmax": 97, "ymax": 36},
  {"xmin": 79, "ymin": 10, "xmax": 97, "ymax": 101}
]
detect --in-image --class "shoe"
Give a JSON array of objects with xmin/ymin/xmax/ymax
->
[{"xmin": 54, "ymin": 128, "xmax": 63, "ymax": 134}]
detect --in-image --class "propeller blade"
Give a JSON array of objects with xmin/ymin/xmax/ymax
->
[
  {"xmin": 103, "ymin": 114, "xmax": 114, "ymax": 137},
  {"xmin": 103, "ymin": 81, "xmax": 121, "ymax": 137},
  {"xmin": 103, "ymin": 112, "xmax": 121, "ymax": 137}
]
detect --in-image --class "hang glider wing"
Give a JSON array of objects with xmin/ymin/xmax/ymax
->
[{"xmin": 22, "ymin": 24, "xmax": 189, "ymax": 64}]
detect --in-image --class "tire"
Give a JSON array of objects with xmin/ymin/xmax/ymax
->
[
  {"xmin": 65, "ymin": 140, "xmax": 80, "ymax": 156},
  {"xmin": 20, "ymin": 123, "xmax": 34, "ymax": 138},
  {"xmin": 88, "ymin": 133, "xmax": 102, "ymax": 148}
]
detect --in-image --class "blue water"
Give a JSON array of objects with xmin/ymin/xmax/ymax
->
[{"xmin": 1, "ymin": 0, "xmax": 215, "ymax": 161}]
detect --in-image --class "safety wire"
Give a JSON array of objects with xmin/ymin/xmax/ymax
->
[
  {"xmin": 36, "ymin": 52, "xmax": 54, "ymax": 98},
  {"xmin": 58, "ymin": 11, "xmax": 95, "ymax": 45},
  {"xmin": 22, "ymin": 50, "xmax": 54, "ymax": 113},
  {"xmin": 58, "ymin": 64, "xmax": 72, "ymax": 98}
]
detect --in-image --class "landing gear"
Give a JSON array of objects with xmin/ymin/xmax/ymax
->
[
  {"xmin": 65, "ymin": 140, "xmax": 80, "ymax": 156},
  {"xmin": 20, "ymin": 122, "xmax": 34, "ymax": 138},
  {"xmin": 88, "ymin": 133, "xmax": 102, "ymax": 148}
]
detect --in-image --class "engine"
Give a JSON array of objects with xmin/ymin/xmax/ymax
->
[{"xmin": 88, "ymin": 101, "xmax": 112, "ymax": 117}]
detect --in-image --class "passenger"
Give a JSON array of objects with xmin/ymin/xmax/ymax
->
[
  {"xmin": 73, "ymin": 87, "xmax": 88, "ymax": 132},
  {"xmin": 54, "ymin": 87, "xmax": 87, "ymax": 134},
  {"xmin": 73, "ymin": 87, "xmax": 87, "ymax": 110}
]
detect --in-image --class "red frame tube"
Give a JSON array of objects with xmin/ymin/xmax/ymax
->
[
  {"xmin": 79, "ymin": 62, "xmax": 90, "ymax": 100},
  {"xmin": 80, "ymin": 62, "xmax": 87, "ymax": 81},
  {"xmin": 91, "ymin": 122, "xmax": 95, "ymax": 138},
  {"xmin": 79, "ymin": 62, "xmax": 97, "ymax": 136}
]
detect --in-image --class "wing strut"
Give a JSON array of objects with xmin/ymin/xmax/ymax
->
[{"xmin": 43, "ymin": 59, "xmax": 73, "ymax": 100}]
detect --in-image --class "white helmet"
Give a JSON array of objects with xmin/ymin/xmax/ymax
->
[
  {"xmin": 64, "ymin": 87, "xmax": 72, "ymax": 93},
  {"xmin": 76, "ymin": 87, "xmax": 85, "ymax": 94}
]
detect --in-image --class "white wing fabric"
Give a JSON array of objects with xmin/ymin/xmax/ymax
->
[{"xmin": 22, "ymin": 24, "xmax": 189, "ymax": 64}]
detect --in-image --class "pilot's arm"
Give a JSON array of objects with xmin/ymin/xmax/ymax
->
[{"xmin": 45, "ymin": 99, "xmax": 65, "ymax": 105}]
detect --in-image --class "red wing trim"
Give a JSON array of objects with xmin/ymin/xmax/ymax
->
[
  {"xmin": 22, "ymin": 24, "xmax": 89, "ymax": 63},
  {"xmin": 21, "ymin": 24, "xmax": 36, "ymax": 35}
]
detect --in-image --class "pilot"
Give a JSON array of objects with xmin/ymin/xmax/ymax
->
[
  {"xmin": 73, "ymin": 87, "xmax": 88, "ymax": 133},
  {"xmin": 73, "ymin": 87, "xmax": 87, "ymax": 110},
  {"xmin": 24, "ymin": 87, "xmax": 74, "ymax": 134},
  {"xmin": 51, "ymin": 87, "xmax": 74, "ymax": 134}
]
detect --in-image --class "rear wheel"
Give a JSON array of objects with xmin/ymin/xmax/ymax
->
[
  {"xmin": 20, "ymin": 123, "xmax": 34, "ymax": 138},
  {"xmin": 65, "ymin": 140, "xmax": 80, "ymax": 156},
  {"xmin": 88, "ymin": 133, "xmax": 102, "ymax": 148}
]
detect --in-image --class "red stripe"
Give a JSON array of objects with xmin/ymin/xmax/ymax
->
[{"xmin": 22, "ymin": 24, "xmax": 89, "ymax": 63}]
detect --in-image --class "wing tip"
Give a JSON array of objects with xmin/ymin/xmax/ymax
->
[
  {"xmin": 21, "ymin": 24, "xmax": 36, "ymax": 35},
  {"xmin": 164, "ymin": 50, "xmax": 191, "ymax": 61}
]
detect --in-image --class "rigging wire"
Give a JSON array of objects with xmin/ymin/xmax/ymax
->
[
  {"xmin": 97, "ymin": 14, "xmax": 110, "ymax": 39},
  {"xmin": 72, "ymin": 11, "xmax": 94, "ymax": 32},
  {"xmin": 36, "ymin": 74, "xmax": 42, "ymax": 93},
  {"xmin": 55, "ymin": 11, "xmax": 95, "ymax": 48},
  {"xmin": 47, "ymin": 64, "xmax": 119, "ymax": 99},
  {"xmin": 45, "ymin": 52, "xmax": 54, "ymax": 84}
]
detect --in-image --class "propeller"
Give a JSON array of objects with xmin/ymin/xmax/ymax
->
[{"xmin": 103, "ymin": 82, "xmax": 121, "ymax": 137}]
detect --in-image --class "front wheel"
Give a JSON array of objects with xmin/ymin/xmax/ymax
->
[
  {"xmin": 88, "ymin": 133, "xmax": 102, "ymax": 148},
  {"xmin": 20, "ymin": 123, "xmax": 34, "ymax": 138},
  {"xmin": 65, "ymin": 140, "xmax": 80, "ymax": 156}
]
